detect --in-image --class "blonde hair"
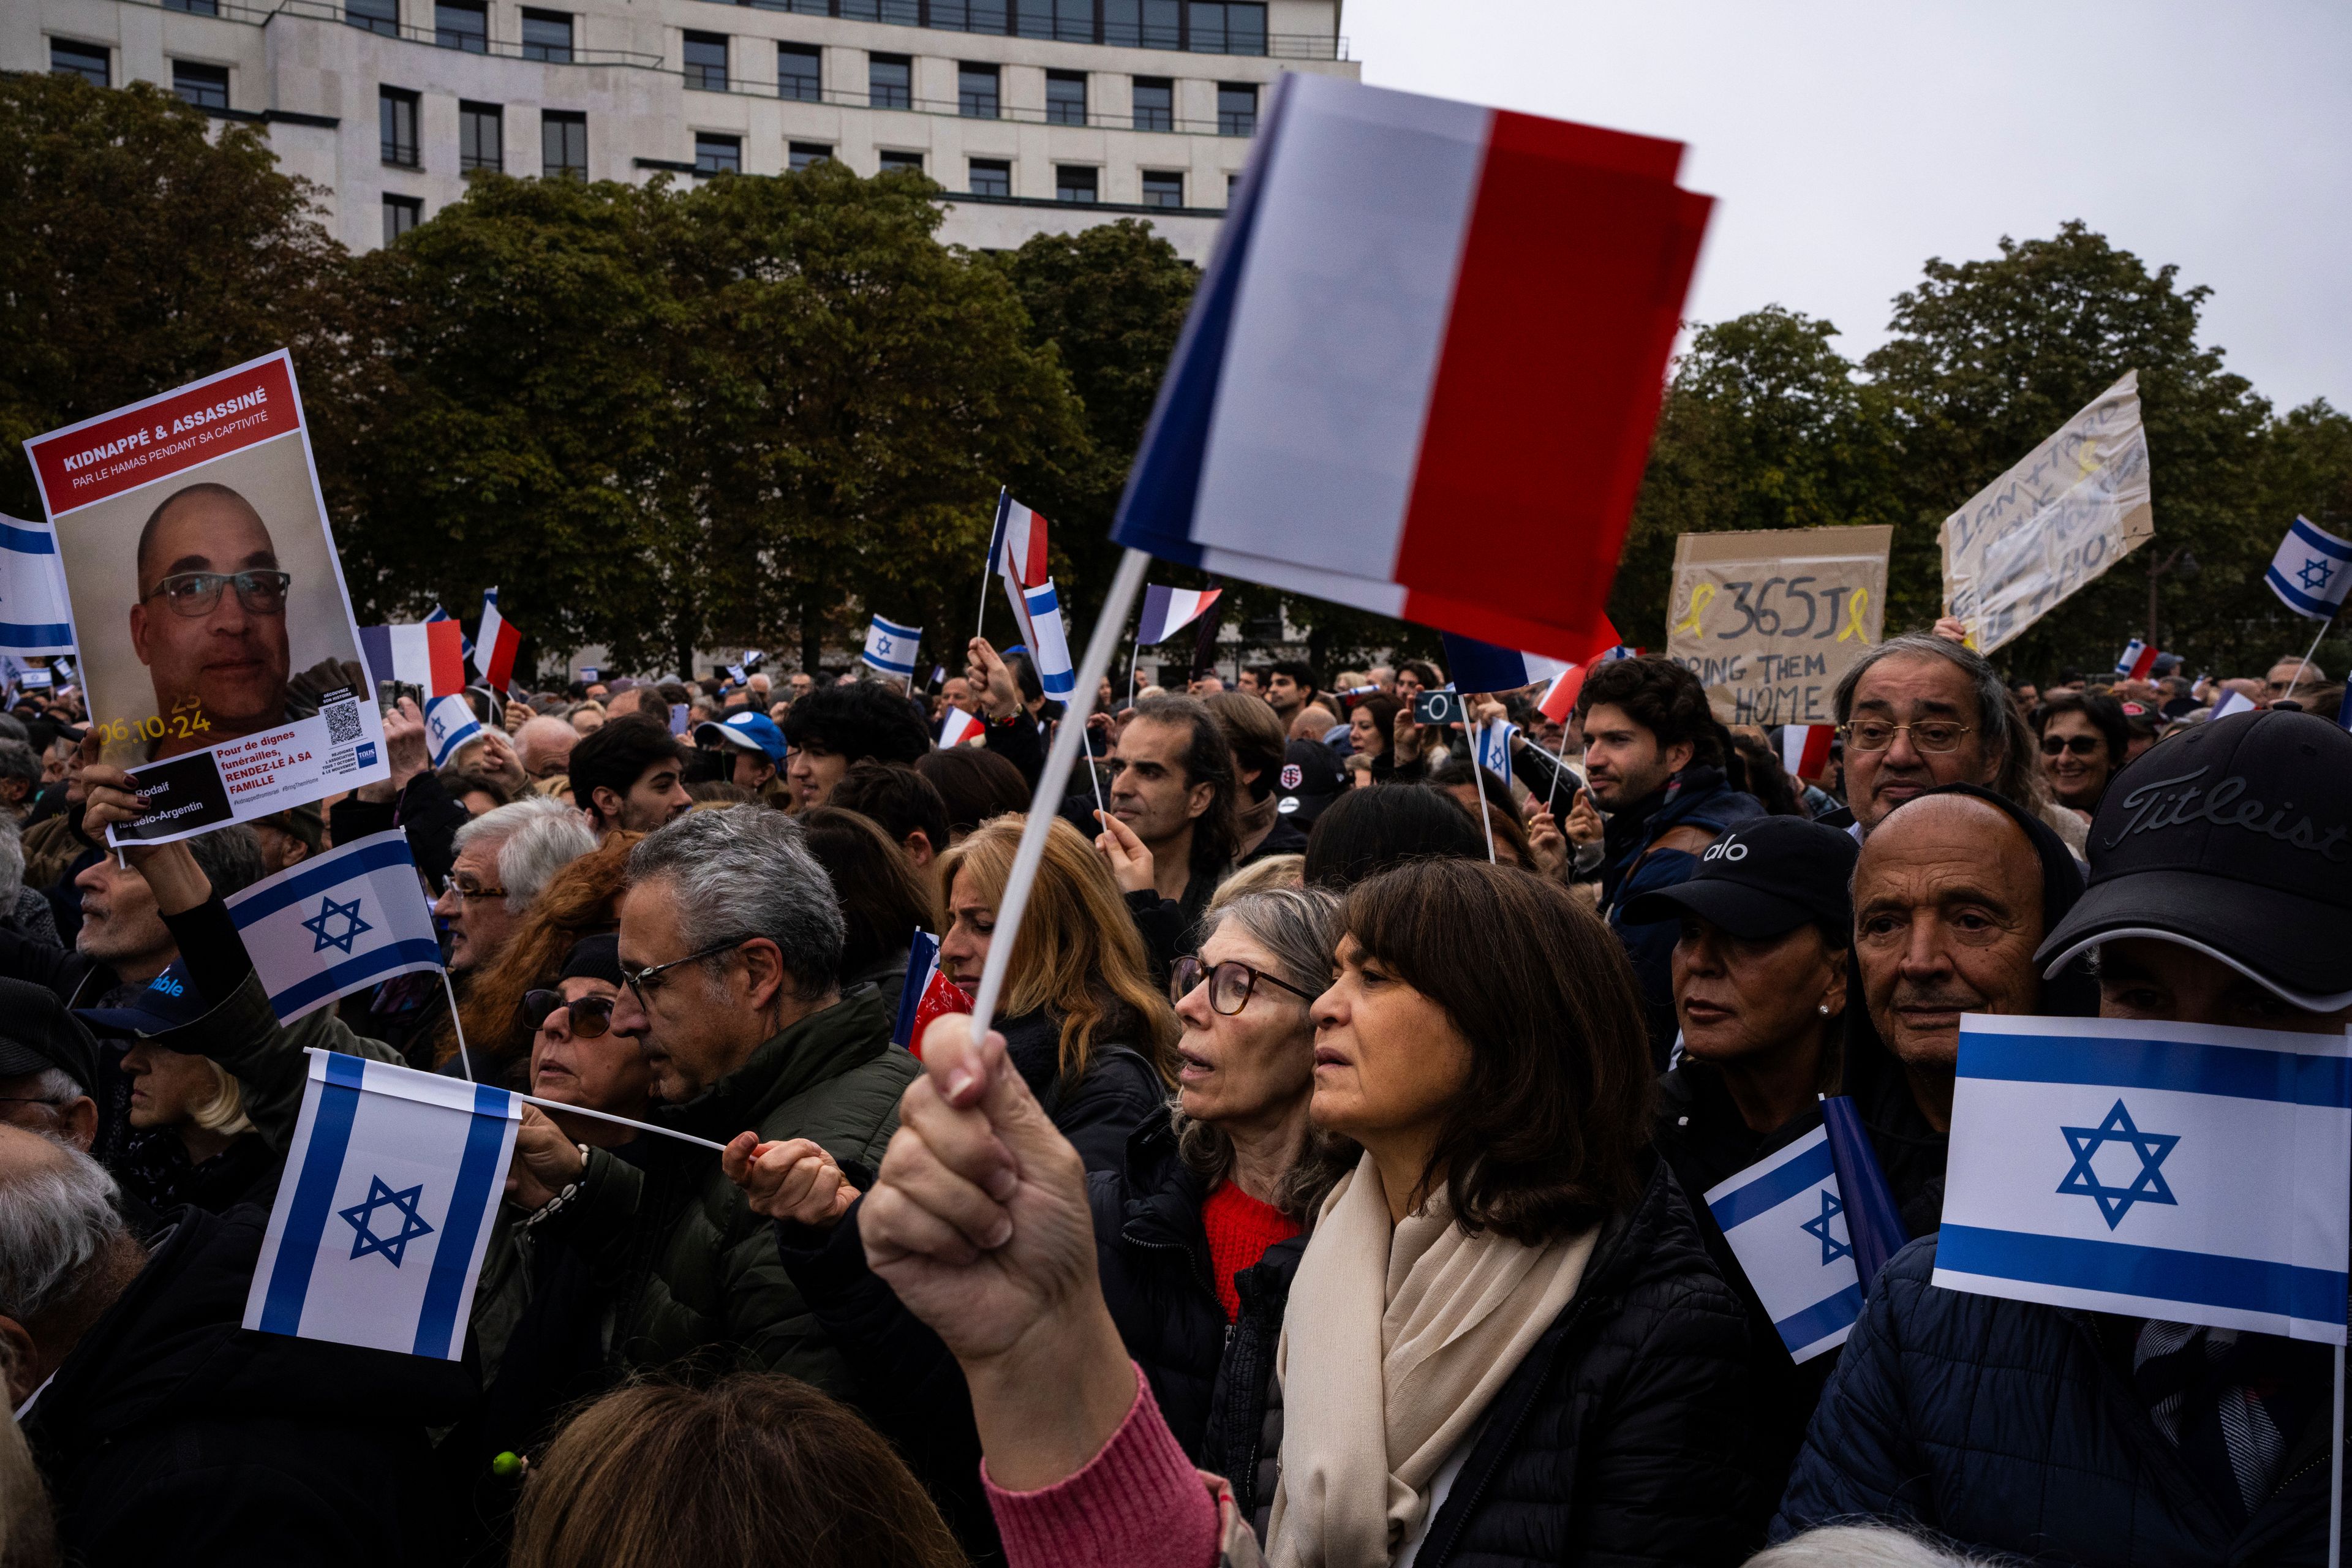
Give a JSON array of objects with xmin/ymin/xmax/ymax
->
[
  {"xmin": 1208, "ymin": 853, "xmax": 1303, "ymax": 909},
  {"xmin": 186, "ymin": 1057, "xmax": 254, "ymax": 1138},
  {"xmin": 934, "ymin": 816, "xmax": 1177, "ymax": 1084}
]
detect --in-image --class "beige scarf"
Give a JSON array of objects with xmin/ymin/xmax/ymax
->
[{"xmin": 1264, "ymin": 1150, "xmax": 1597, "ymax": 1567}]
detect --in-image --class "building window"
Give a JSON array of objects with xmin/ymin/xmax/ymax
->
[
  {"xmin": 778, "ymin": 43, "xmax": 820, "ymax": 101},
  {"xmin": 1052, "ymin": 0, "xmax": 1093, "ymax": 42},
  {"xmin": 165, "ymin": 0, "xmax": 221, "ymax": 15},
  {"xmin": 1055, "ymin": 164, "xmax": 1096, "ymax": 203},
  {"xmin": 789, "ymin": 141, "xmax": 831, "ymax": 172},
  {"xmin": 380, "ymin": 88, "xmax": 421, "ymax": 167},
  {"xmin": 957, "ymin": 63, "xmax": 998, "ymax": 119},
  {"xmin": 968, "ymin": 157, "xmax": 1009, "ymax": 197},
  {"xmin": 930, "ymin": 0, "xmax": 1008, "ymax": 32},
  {"xmin": 1189, "ymin": 0, "xmax": 1265, "ymax": 55},
  {"xmin": 346, "ymin": 0, "xmax": 399, "ymax": 37},
  {"xmin": 1142, "ymin": 170, "xmax": 1183, "ymax": 208},
  {"xmin": 435, "ymin": 0, "xmax": 488, "ymax": 51},
  {"xmin": 1045, "ymin": 71, "xmax": 1087, "ymax": 126},
  {"xmin": 695, "ymin": 133, "xmax": 742, "ymax": 174},
  {"xmin": 520, "ymin": 9, "xmax": 573, "ymax": 61},
  {"xmin": 1216, "ymin": 81, "xmax": 1257, "ymax": 136},
  {"xmin": 878, "ymin": 149, "xmax": 924, "ymax": 174},
  {"xmin": 684, "ymin": 32, "xmax": 729, "ymax": 91},
  {"xmin": 1104, "ymin": 0, "xmax": 1181, "ymax": 48},
  {"xmin": 839, "ymin": 0, "xmax": 919, "ymax": 21},
  {"xmin": 543, "ymin": 110, "xmax": 587, "ymax": 178},
  {"xmin": 1131, "ymin": 76, "xmax": 1173, "ymax": 131},
  {"xmin": 49, "ymin": 39, "xmax": 110, "ymax": 87},
  {"xmin": 383, "ymin": 194, "xmax": 423, "ymax": 246},
  {"xmin": 868, "ymin": 54, "xmax": 911, "ymax": 110},
  {"xmin": 460, "ymin": 101, "xmax": 503, "ymax": 172},
  {"xmin": 172, "ymin": 61, "xmax": 230, "ymax": 111}
]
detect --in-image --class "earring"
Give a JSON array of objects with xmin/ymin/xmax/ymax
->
[{"xmin": 1817, "ymin": 1003, "xmax": 1832, "ymax": 1016}]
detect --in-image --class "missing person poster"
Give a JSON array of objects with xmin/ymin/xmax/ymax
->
[
  {"xmin": 21, "ymin": 351, "xmax": 390, "ymax": 845},
  {"xmin": 1665, "ymin": 524, "xmax": 1891, "ymax": 725}
]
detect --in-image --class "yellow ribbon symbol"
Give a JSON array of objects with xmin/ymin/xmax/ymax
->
[
  {"xmin": 1836, "ymin": 587, "xmax": 1871, "ymax": 643},
  {"xmin": 1672, "ymin": 582, "xmax": 1716, "ymax": 638}
]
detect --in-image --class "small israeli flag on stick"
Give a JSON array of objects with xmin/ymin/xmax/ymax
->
[
  {"xmin": 424, "ymin": 695, "xmax": 483, "ymax": 769},
  {"xmin": 1706, "ymin": 1123, "xmax": 1867, "ymax": 1362},
  {"xmin": 225, "ymin": 831, "xmax": 445, "ymax": 1023},
  {"xmin": 2265, "ymin": 515, "xmax": 2352, "ymax": 621},
  {"xmin": 1937, "ymin": 1012, "xmax": 2352, "ymax": 1343},
  {"xmin": 0, "ymin": 514, "xmax": 77, "ymax": 656},
  {"xmin": 862, "ymin": 614, "xmax": 922, "ymax": 679},
  {"xmin": 244, "ymin": 1049, "xmax": 519, "ymax": 1360},
  {"xmin": 1472, "ymin": 717, "xmax": 1518, "ymax": 778}
]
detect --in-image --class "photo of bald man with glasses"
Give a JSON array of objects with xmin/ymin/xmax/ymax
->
[{"xmin": 129, "ymin": 481, "xmax": 296, "ymax": 758}]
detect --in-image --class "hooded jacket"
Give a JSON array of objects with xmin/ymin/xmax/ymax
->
[
  {"xmin": 1839, "ymin": 783, "xmax": 2095, "ymax": 1237},
  {"xmin": 23, "ymin": 1205, "xmax": 474, "ymax": 1567}
]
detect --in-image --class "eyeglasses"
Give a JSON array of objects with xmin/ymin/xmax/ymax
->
[
  {"xmin": 522, "ymin": 989, "xmax": 615, "ymax": 1038},
  {"xmin": 1839, "ymin": 720, "xmax": 1972, "ymax": 754},
  {"xmin": 1170, "ymin": 956, "xmax": 1319, "ymax": 1016},
  {"xmin": 620, "ymin": 938, "xmax": 747, "ymax": 1005},
  {"xmin": 2040, "ymin": 734, "xmax": 2106, "ymax": 758},
  {"xmin": 447, "ymin": 875, "xmax": 507, "ymax": 902},
  {"xmin": 143, "ymin": 569, "xmax": 291, "ymax": 619},
  {"xmin": 0, "ymin": 1096, "xmax": 67, "ymax": 1109}
]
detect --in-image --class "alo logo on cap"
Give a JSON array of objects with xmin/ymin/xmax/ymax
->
[{"xmin": 1701, "ymin": 834, "xmax": 1749, "ymax": 863}]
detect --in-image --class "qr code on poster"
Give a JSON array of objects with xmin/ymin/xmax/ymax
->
[{"xmin": 323, "ymin": 701, "xmax": 362, "ymax": 746}]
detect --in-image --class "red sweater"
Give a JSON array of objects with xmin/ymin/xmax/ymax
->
[{"xmin": 1200, "ymin": 1180, "xmax": 1302, "ymax": 1323}]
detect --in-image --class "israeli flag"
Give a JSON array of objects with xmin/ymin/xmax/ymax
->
[
  {"xmin": 1937, "ymin": 1012, "xmax": 2352, "ymax": 1344},
  {"xmin": 244, "ymin": 1049, "xmax": 518, "ymax": 1360},
  {"xmin": 1706, "ymin": 1125, "xmax": 1863, "ymax": 1362},
  {"xmin": 862, "ymin": 614, "xmax": 922, "ymax": 679},
  {"xmin": 2264, "ymin": 515, "xmax": 2352, "ymax": 620},
  {"xmin": 1472, "ymin": 717, "xmax": 1518, "ymax": 778},
  {"xmin": 225, "ymin": 831, "xmax": 445, "ymax": 1023},
  {"xmin": 0, "ymin": 515, "xmax": 77, "ymax": 657},
  {"xmin": 1021, "ymin": 581, "xmax": 1076, "ymax": 698},
  {"xmin": 424, "ymin": 695, "xmax": 483, "ymax": 769}
]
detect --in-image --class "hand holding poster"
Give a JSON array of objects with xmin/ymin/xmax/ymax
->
[
  {"xmin": 1665, "ymin": 525, "xmax": 1890, "ymax": 724},
  {"xmin": 1939, "ymin": 371, "xmax": 2154, "ymax": 655},
  {"xmin": 21, "ymin": 351, "xmax": 389, "ymax": 844}
]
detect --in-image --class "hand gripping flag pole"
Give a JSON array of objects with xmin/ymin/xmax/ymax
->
[{"xmin": 968, "ymin": 548, "xmax": 1150, "ymax": 1036}]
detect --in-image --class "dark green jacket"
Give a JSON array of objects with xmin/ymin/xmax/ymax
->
[{"xmin": 531, "ymin": 984, "xmax": 916, "ymax": 1391}]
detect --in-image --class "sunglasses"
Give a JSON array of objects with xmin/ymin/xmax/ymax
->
[
  {"xmin": 2040, "ymin": 734, "xmax": 2106, "ymax": 758},
  {"xmin": 522, "ymin": 989, "xmax": 616, "ymax": 1038}
]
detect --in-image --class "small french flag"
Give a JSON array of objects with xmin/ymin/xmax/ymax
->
[
  {"xmin": 938, "ymin": 706, "xmax": 982, "ymax": 748},
  {"xmin": 1780, "ymin": 723, "xmax": 1834, "ymax": 782},
  {"xmin": 891, "ymin": 931, "xmax": 972, "ymax": 1058},
  {"xmin": 1135, "ymin": 584, "xmax": 1223, "ymax": 646},
  {"xmin": 989, "ymin": 491, "xmax": 1051, "ymax": 590},
  {"xmin": 1438, "ymin": 631, "xmax": 1569, "ymax": 698},
  {"xmin": 358, "ymin": 621, "xmax": 467, "ymax": 698},
  {"xmin": 2113, "ymin": 639, "xmax": 2159, "ymax": 680},
  {"xmin": 1110, "ymin": 74, "xmax": 1710, "ymax": 663},
  {"xmin": 2210, "ymin": 689, "xmax": 2258, "ymax": 720},
  {"xmin": 475, "ymin": 588, "xmax": 521, "ymax": 692},
  {"xmin": 1536, "ymin": 669, "xmax": 1583, "ymax": 727}
]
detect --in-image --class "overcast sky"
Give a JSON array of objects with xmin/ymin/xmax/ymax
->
[{"xmin": 1342, "ymin": 0, "xmax": 2351, "ymax": 413}]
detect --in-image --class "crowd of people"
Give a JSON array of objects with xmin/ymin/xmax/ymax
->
[{"xmin": 0, "ymin": 619, "xmax": 2343, "ymax": 1568}]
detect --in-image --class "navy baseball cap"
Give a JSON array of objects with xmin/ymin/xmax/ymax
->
[
  {"xmin": 2038, "ymin": 708, "xmax": 2352, "ymax": 1011},
  {"xmin": 74, "ymin": 960, "xmax": 210, "ymax": 1039},
  {"xmin": 1622, "ymin": 816, "xmax": 1861, "ymax": 943},
  {"xmin": 694, "ymin": 711, "xmax": 788, "ymax": 763}
]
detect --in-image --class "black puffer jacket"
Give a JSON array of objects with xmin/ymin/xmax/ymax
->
[
  {"xmin": 23, "ymin": 1205, "xmax": 474, "ymax": 1566},
  {"xmin": 1774, "ymin": 1235, "xmax": 2340, "ymax": 1564},
  {"xmin": 1409, "ymin": 1153, "xmax": 1772, "ymax": 1567}
]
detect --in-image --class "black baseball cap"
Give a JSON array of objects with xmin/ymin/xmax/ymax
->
[
  {"xmin": 1276, "ymin": 738, "xmax": 1349, "ymax": 826},
  {"xmin": 74, "ymin": 960, "xmax": 211, "ymax": 1039},
  {"xmin": 1621, "ymin": 816, "xmax": 1861, "ymax": 942},
  {"xmin": 0, "ymin": 978, "xmax": 102, "ymax": 1089},
  {"xmin": 2037, "ymin": 707, "xmax": 2352, "ymax": 1010}
]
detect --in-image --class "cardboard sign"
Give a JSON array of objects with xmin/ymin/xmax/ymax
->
[
  {"xmin": 1940, "ymin": 371, "xmax": 2154, "ymax": 655},
  {"xmin": 22, "ymin": 351, "xmax": 390, "ymax": 845},
  {"xmin": 1665, "ymin": 525, "xmax": 1891, "ymax": 725}
]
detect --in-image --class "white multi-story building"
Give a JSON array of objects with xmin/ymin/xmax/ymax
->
[{"xmin": 10, "ymin": 0, "xmax": 1355, "ymax": 260}]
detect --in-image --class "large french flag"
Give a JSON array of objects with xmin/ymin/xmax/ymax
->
[
  {"xmin": 474, "ymin": 587, "xmax": 521, "ymax": 692},
  {"xmin": 1112, "ymin": 75, "xmax": 1711, "ymax": 662},
  {"xmin": 358, "ymin": 621, "xmax": 467, "ymax": 698},
  {"xmin": 1136, "ymin": 584, "xmax": 1223, "ymax": 646},
  {"xmin": 989, "ymin": 491, "xmax": 1051, "ymax": 589}
]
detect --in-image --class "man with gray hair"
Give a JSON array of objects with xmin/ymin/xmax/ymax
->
[
  {"xmin": 505, "ymin": 804, "xmax": 915, "ymax": 1387},
  {"xmin": 430, "ymin": 796, "xmax": 597, "ymax": 974},
  {"xmin": 1, "ymin": 1126, "xmax": 468, "ymax": 1559}
]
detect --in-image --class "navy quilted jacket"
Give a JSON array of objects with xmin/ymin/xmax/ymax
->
[{"xmin": 1774, "ymin": 1235, "xmax": 2342, "ymax": 1565}]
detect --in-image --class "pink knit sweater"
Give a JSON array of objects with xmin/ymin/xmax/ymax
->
[{"xmin": 982, "ymin": 1365, "xmax": 1228, "ymax": 1568}]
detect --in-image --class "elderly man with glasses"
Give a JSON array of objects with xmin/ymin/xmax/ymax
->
[{"xmin": 502, "ymin": 804, "xmax": 916, "ymax": 1390}]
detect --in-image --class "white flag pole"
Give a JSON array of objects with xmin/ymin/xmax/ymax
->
[
  {"xmin": 969, "ymin": 548, "xmax": 1150, "ymax": 1036},
  {"xmin": 1128, "ymin": 637, "xmax": 1140, "ymax": 711},
  {"xmin": 440, "ymin": 970, "xmax": 474, "ymax": 1083},
  {"xmin": 1467, "ymin": 701, "xmax": 1497, "ymax": 865},
  {"xmin": 513, "ymin": 1093, "xmax": 730, "ymax": 1153},
  {"xmin": 2292, "ymin": 612, "xmax": 2334, "ymax": 698}
]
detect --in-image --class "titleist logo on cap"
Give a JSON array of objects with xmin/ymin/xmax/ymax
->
[{"xmin": 2105, "ymin": 765, "xmax": 2350, "ymax": 862}]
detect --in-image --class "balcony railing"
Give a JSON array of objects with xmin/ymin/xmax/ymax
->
[{"xmin": 684, "ymin": 74, "xmax": 1252, "ymax": 134}]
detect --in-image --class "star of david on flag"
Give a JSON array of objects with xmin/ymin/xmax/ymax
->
[
  {"xmin": 2263, "ymin": 515, "xmax": 2352, "ymax": 620},
  {"xmin": 1801, "ymin": 1191, "xmax": 1854, "ymax": 1265},
  {"xmin": 1937, "ymin": 1013, "xmax": 2352, "ymax": 1343},
  {"xmin": 225, "ymin": 831, "xmax": 445, "ymax": 1023},
  {"xmin": 862, "ymin": 614, "xmax": 922, "ymax": 679},
  {"xmin": 245, "ymin": 1050, "xmax": 519, "ymax": 1360}
]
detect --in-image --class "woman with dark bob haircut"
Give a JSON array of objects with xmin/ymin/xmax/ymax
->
[{"xmin": 854, "ymin": 857, "xmax": 1772, "ymax": 1568}]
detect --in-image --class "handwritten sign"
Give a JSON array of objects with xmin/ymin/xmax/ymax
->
[
  {"xmin": 1940, "ymin": 370, "xmax": 2153, "ymax": 655},
  {"xmin": 1666, "ymin": 525, "xmax": 1891, "ymax": 725}
]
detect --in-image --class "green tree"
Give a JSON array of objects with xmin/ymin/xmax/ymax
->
[{"xmin": 0, "ymin": 75, "xmax": 346, "ymax": 518}]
